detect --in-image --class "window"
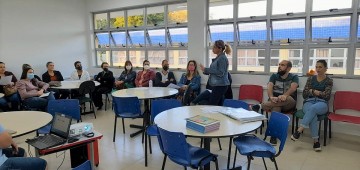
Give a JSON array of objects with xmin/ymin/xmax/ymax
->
[
  {"xmin": 238, "ymin": 22, "xmax": 267, "ymax": 44},
  {"xmin": 355, "ymin": 48, "xmax": 360, "ymax": 75},
  {"xmin": 112, "ymin": 51, "xmax": 127, "ymax": 67},
  {"xmin": 148, "ymin": 50, "xmax": 166, "ymax": 68},
  {"xmin": 129, "ymin": 50, "xmax": 145, "ymax": 67},
  {"xmin": 272, "ymin": 0, "xmax": 306, "ymax": 15},
  {"xmin": 238, "ymin": 0, "xmax": 266, "ymax": 18},
  {"xmin": 168, "ymin": 28, "xmax": 188, "ymax": 46},
  {"xmin": 147, "ymin": 29, "xmax": 165, "ymax": 47},
  {"xmin": 209, "ymin": 0, "xmax": 233, "ymax": 20},
  {"xmin": 312, "ymin": 16, "xmax": 351, "ymax": 42},
  {"xmin": 357, "ymin": 16, "xmax": 360, "ymax": 40},
  {"xmin": 128, "ymin": 31, "xmax": 145, "ymax": 47},
  {"xmin": 110, "ymin": 32, "xmax": 126, "ymax": 47},
  {"xmin": 147, "ymin": 6, "xmax": 164, "ymax": 26},
  {"xmin": 95, "ymin": 33, "xmax": 109, "ymax": 48},
  {"xmin": 96, "ymin": 51, "xmax": 110, "ymax": 66},
  {"xmin": 237, "ymin": 49, "xmax": 265, "ymax": 72},
  {"xmin": 94, "ymin": 13, "xmax": 107, "ymax": 30},
  {"xmin": 169, "ymin": 50, "xmax": 187, "ymax": 68},
  {"xmin": 127, "ymin": 9, "xmax": 144, "ymax": 27},
  {"xmin": 209, "ymin": 50, "xmax": 232, "ymax": 70},
  {"xmin": 168, "ymin": 3, "xmax": 188, "ymax": 25},
  {"xmin": 209, "ymin": 24, "xmax": 234, "ymax": 44},
  {"xmin": 309, "ymin": 48, "xmax": 347, "ymax": 75},
  {"xmin": 312, "ymin": 0, "xmax": 352, "ymax": 11},
  {"xmin": 270, "ymin": 49, "xmax": 303, "ymax": 73},
  {"xmin": 110, "ymin": 11, "xmax": 125, "ymax": 28},
  {"xmin": 271, "ymin": 19, "xmax": 305, "ymax": 43}
]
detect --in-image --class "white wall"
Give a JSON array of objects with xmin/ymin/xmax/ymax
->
[{"xmin": 0, "ymin": 0, "xmax": 89, "ymax": 78}]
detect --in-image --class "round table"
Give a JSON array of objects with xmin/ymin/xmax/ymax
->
[
  {"xmin": 0, "ymin": 111, "xmax": 53, "ymax": 138},
  {"xmin": 51, "ymin": 80, "xmax": 100, "ymax": 89},
  {"xmin": 111, "ymin": 87, "xmax": 178, "ymax": 99},
  {"xmin": 0, "ymin": 93, "xmax": 4, "ymax": 98}
]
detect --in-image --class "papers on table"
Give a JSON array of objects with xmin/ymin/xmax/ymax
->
[
  {"xmin": 39, "ymin": 92, "xmax": 50, "ymax": 98},
  {"xmin": 167, "ymin": 83, "xmax": 181, "ymax": 89},
  {"xmin": 218, "ymin": 108, "xmax": 266, "ymax": 123},
  {"xmin": 0, "ymin": 75, "xmax": 12, "ymax": 85}
]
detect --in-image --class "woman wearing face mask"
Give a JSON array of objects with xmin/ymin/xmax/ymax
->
[
  {"xmin": 135, "ymin": 60, "xmax": 155, "ymax": 87},
  {"xmin": 200, "ymin": 40, "xmax": 230, "ymax": 106},
  {"xmin": 0, "ymin": 62, "xmax": 20, "ymax": 111},
  {"xmin": 154, "ymin": 60, "xmax": 176, "ymax": 87},
  {"xmin": 177, "ymin": 60, "xmax": 201, "ymax": 105},
  {"xmin": 16, "ymin": 67, "xmax": 55, "ymax": 111},
  {"xmin": 92, "ymin": 62, "xmax": 114, "ymax": 110},
  {"xmin": 115, "ymin": 61, "xmax": 136, "ymax": 90},
  {"xmin": 70, "ymin": 61, "xmax": 90, "ymax": 81}
]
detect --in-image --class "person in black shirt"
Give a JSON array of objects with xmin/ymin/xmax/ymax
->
[
  {"xmin": 154, "ymin": 60, "xmax": 176, "ymax": 87},
  {"xmin": 42, "ymin": 62, "xmax": 69, "ymax": 99},
  {"xmin": 93, "ymin": 62, "xmax": 114, "ymax": 110}
]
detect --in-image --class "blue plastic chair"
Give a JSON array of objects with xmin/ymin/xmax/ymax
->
[
  {"xmin": 145, "ymin": 99, "xmax": 181, "ymax": 167},
  {"xmin": 232, "ymin": 112, "xmax": 290, "ymax": 170},
  {"xmin": 72, "ymin": 160, "xmax": 91, "ymax": 170},
  {"xmin": 112, "ymin": 96, "xmax": 142, "ymax": 142},
  {"xmin": 37, "ymin": 99, "xmax": 81, "ymax": 134},
  {"xmin": 158, "ymin": 127, "xmax": 219, "ymax": 170}
]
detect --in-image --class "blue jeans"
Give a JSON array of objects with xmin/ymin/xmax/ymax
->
[
  {"xmin": 300, "ymin": 98, "xmax": 328, "ymax": 139},
  {"xmin": 0, "ymin": 93, "xmax": 20, "ymax": 111},
  {"xmin": 0, "ymin": 157, "xmax": 47, "ymax": 170},
  {"xmin": 23, "ymin": 92, "xmax": 55, "ymax": 111}
]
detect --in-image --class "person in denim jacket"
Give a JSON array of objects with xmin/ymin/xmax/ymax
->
[
  {"xmin": 291, "ymin": 60, "xmax": 333, "ymax": 151},
  {"xmin": 200, "ymin": 40, "xmax": 230, "ymax": 106},
  {"xmin": 177, "ymin": 60, "xmax": 201, "ymax": 105}
]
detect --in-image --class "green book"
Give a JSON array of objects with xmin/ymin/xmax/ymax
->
[{"xmin": 186, "ymin": 115, "xmax": 220, "ymax": 126}]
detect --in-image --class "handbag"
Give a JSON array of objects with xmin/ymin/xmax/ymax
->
[{"xmin": 3, "ymin": 85, "xmax": 17, "ymax": 96}]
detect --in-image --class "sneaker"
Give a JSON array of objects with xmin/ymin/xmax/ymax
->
[
  {"xmin": 270, "ymin": 137, "xmax": 277, "ymax": 146},
  {"xmin": 291, "ymin": 131, "xmax": 301, "ymax": 141},
  {"xmin": 251, "ymin": 104, "xmax": 262, "ymax": 113},
  {"xmin": 313, "ymin": 142, "xmax": 322, "ymax": 151}
]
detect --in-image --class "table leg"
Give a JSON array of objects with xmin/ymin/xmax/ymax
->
[{"xmin": 204, "ymin": 138, "xmax": 211, "ymax": 170}]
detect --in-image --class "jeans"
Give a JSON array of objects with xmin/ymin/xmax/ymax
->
[
  {"xmin": 192, "ymin": 90, "xmax": 211, "ymax": 105},
  {"xmin": 300, "ymin": 98, "xmax": 328, "ymax": 139},
  {"xmin": 262, "ymin": 96, "xmax": 296, "ymax": 112},
  {"xmin": 0, "ymin": 156, "xmax": 46, "ymax": 170},
  {"xmin": 0, "ymin": 93, "xmax": 20, "ymax": 111},
  {"xmin": 209, "ymin": 86, "xmax": 228, "ymax": 106},
  {"xmin": 23, "ymin": 92, "xmax": 55, "ymax": 111}
]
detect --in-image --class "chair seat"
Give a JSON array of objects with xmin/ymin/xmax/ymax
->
[
  {"xmin": 233, "ymin": 135, "xmax": 276, "ymax": 158},
  {"xmin": 328, "ymin": 113, "xmax": 360, "ymax": 124},
  {"xmin": 295, "ymin": 110, "xmax": 327, "ymax": 120},
  {"xmin": 168, "ymin": 145, "xmax": 217, "ymax": 168},
  {"xmin": 37, "ymin": 124, "xmax": 51, "ymax": 134},
  {"xmin": 77, "ymin": 97, "xmax": 92, "ymax": 104},
  {"xmin": 116, "ymin": 112, "xmax": 142, "ymax": 118},
  {"xmin": 146, "ymin": 125, "xmax": 159, "ymax": 136}
]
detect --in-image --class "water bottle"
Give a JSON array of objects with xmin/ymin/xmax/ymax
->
[{"xmin": 149, "ymin": 80, "xmax": 153, "ymax": 87}]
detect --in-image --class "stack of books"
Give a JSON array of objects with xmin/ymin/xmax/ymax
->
[
  {"xmin": 219, "ymin": 108, "xmax": 266, "ymax": 123},
  {"xmin": 186, "ymin": 115, "xmax": 220, "ymax": 133}
]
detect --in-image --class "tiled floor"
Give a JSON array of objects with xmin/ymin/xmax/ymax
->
[{"xmin": 14, "ymin": 107, "xmax": 360, "ymax": 170}]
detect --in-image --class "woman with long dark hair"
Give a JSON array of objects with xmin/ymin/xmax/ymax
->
[{"xmin": 115, "ymin": 60, "xmax": 137, "ymax": 89}]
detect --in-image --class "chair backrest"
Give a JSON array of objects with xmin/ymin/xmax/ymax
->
[
  {"xmin": 151, "ymin": 99, "xmax": 182, "ymax": 123},
  {"xmin": 112, "ymin": 96, "xmax": 141, "ymax": 115},
  {"xmin": 333, "ymin": 91, "xmax": 360, "ymax": 113},
  {"xmin": 158, "ymin": 127, "xmax": 190, "ymax": 163},
  {"xmin": 223, "ymin": 99, "xmax": 249, "ymax": 110},
  {"xmin": 265, "ymin": 112, "xmax": 290, "ymax": 152},
  {"xmin": 47, "ymin": 99, "xmax": 81, "ymax": 121},
  {"xmin": 238, "ymin": 84, "xmax": 263, "ymax": 104},
  {"xmin": 78, "ymin": 81, "xmax": 95, "ymax": 95},
  {"xmin": 72, "ymin": 160, "xmax": 91, "ymax": 170}
]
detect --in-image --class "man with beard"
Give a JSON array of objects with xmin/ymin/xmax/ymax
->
[
  {"xmin": 252, "ymin": 60, "xmax": 298, "ymax": 145},
  {"xmin": 154, "ymin": 60, "xmax": 176, "ymax": 87}
]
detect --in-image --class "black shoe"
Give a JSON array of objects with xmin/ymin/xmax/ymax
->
[
  {"xmin": 270, "ymin": 137, "xmax": 277, "ymax": 146},
  {"xmin": 313, "ymin": 142, "xmax": 321, "ymax": 151},
  {"xmin": 291, "ymin": 131, "xmax": 301, "ymax": 141},
  {"xmin": 97, "ymin": 105, "xmax": 103, "ymax": 110},
  {"xmin": 251, "ymin": 104, "xmax": 261, "ymax": 113}
]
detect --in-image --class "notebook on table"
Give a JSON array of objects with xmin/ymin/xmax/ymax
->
[{"xmin": 26, "ymin": 113, "xmax": 72, "ymax": 150}]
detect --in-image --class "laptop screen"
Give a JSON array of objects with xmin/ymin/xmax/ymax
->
[{"xmin": 50, "ymin": 113, "xmax": 72, "ymax": 139}]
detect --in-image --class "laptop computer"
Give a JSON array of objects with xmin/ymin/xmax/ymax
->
[{"xmin": 26, "ymin": 113, "xmax": 72, "ymax": 150}]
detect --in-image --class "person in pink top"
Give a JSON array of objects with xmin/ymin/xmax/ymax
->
[
  {"xmin": 135, "ymin": 60, "xmax": 155, "ymax": 87},
  {"xmin": 16, "ymin": 67, "xmax": 55, "ymax": 111}
]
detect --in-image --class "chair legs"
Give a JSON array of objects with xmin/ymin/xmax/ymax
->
[
  {"xmin": 122, "ymin": 118, "xmax": 125, "ymax": 134},
  {"xmin": 246, "ymin": 156, "xmax": 251, "ymax": 170},
  {"xmin": 272, "ymin": 157, "xmax": 279, "ymax": 170},
  {"xmin": 113, "ymin": 116, "xmax": 117, "ymax": 142},
  {"xmin": 329, "ymin": 120, "xmax": 332, "ymax": 138},
  {"xmin": 200, "ymin": 138, "xmax": 222, "ymax": 150},
  {"xmin": 227, "ymin": 137, "xmax": 233, "ymax": 170},
  {"xmin": 161, "ymin": 154, "xmax": 167, "ymax": 170},
  {"xmin": 262, "ymin": 157, "xmax": 267, "ymax": 170}
]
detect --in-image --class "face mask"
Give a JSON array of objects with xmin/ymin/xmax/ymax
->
[
  {"xmin": 76, "ymin": 66, "xmax": 82, "ymax": 70},
  {"xmin": 188, "ymin": 66, "xmax": 195, "ymax": 71},
  {"xmin": 163, "ymin": 65, "xmax": 169, "ymax": 71},
  {"xmin": 144, "ymin": 65, "xmax": 150, "ymax": 70},
  {"xmin": 103, "ymin": 68, "xmax": 108, "ymax": 72},
  {"xmin": 277, "ymin": 70, "xmax": 286, "ymax": 76},
  {"xmin": 126, "ymin": 66, "xmax": 132, "ymax": 70},
  {"xmin": 27, "ymin": 73, "xmax": 34, "ymax": 79}
]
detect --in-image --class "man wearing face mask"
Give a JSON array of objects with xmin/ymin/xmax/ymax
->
[
  {"xmin": 251, "ymin": 60, "xmax": 298, "ymax": 145},
  {"xmin": 70, "ymin": 61, "xmax": 90, "ymax": 81},
  {"xmin": 93, "ymin": 62, "xmax": 114, "ymax": 110},
  {"xmin": 154, "ymin": 60, "xmax": 176, "ymax": 87}
]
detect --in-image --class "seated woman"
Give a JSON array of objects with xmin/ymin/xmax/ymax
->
[
  {"xmin": 42, "ymin": 61, "xmax": 69, "ymax": 99},
  {"xmin": 93, "ymin": 62, "xmax": 114, "ymax": 110},
  {"xmin": 291, "ymin": 60, "xmax": 333, "ymax": 151},
  {"xmin": 0, "ymin": 62, "xmax": 20, "ymax": 111},
  {"xmin": 22, "ymin": 64, "xmax": 42, "ymax": 81},
  {"xmin": 114, "ymin": 60, "xmax": 136, "ymax": 90},
  {"xmin": 135, "ymin": 60, "xmax": 155, "ymax": 87},
  {"xmin": 16, "ymin": 67, "xmax": 55, "ymax": 111},
  {"xmin": 177, "ymin": 60, "xmax": 201, "ymax": 105}
]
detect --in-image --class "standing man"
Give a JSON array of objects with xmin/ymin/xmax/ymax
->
[
  {"xmin": 93, "ymin": 62, "xmax": 114, "ymax": 110},
  {"xmin": 252, "ymin": 60, "xmax": 299, "ymax": 145},
  {"xmin": 154, "ymin": 60, "xmax": 176, "ymax": 87}
]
